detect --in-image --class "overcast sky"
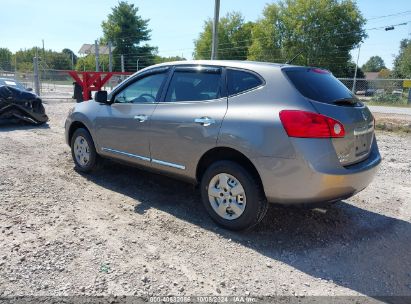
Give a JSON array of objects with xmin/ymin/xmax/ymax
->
[{"xmin": 1, "ymin": 0, "xmax": 410, "ymax": 68}]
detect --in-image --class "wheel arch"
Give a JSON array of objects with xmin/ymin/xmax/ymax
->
[
  {"xmin": 196, "ymin": 147, "xmax": 265, "ymax": 196},
  {"xmin": 68, "ymin": 121, "xmax": 91, "ymax": 145}
]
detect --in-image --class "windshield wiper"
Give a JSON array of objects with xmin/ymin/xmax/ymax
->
[{"xmin": 331, "ymin": 97, "xmax": 359, "ymax": 106}]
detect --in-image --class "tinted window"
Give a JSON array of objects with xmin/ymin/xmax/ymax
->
[
  {"xmin": 0, "ymin": 79, "xmax": 26, "ymax": 90},
  {"xmin": 285, "ymin": 68, "xmax": 354, "ymax": 104},
  {"xmin": 227, "ymin": 69, "xmax": 263, "ymax": 96},
  {"xmin": 114, "ymin": 73, "xmax": 166, "ymax": 103},
  {"xmin": 165, "ymin": 71, "xmax": 221, "ymax": 102}
]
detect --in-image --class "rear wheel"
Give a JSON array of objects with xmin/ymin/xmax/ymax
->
[
  {"xmin": 200, "ymin": 161, "xmax": 268, "ymax": 231},
  {"xmin": 70, "ymin": 128, "xmax": 98, "ymax": 173}
]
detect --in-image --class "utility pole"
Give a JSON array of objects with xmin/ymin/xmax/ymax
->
[
  {"xmin": 95, "ymin": 40, "xmax": 100, "ymax": 72},
  {"xmin": 136, "ymin": 59, "xmax": 140, "ymax": 72},
  {"xmin": 108, "ymin": 41, "xmax": 113, "ymax": 72},
  {"xmin": 121, "ymin": 55, "xmax": 125, "ymax": 72},
  {"xmin": 71, "ymin": 52, "xmax": 74, "ymax": 70},
  {"xmin": 33, "ymin": 56, "xmax": 40, "ymax": 96},
  {"xmin": 211, "ymin": 0, "xmax": 220, "ymax": 60},
  {"xmin": 121, "ymin": 55, "xmax": 125, "ymax": 81},
  {"xmin": 352, "ymin": 44, "xmax": 361, "ymax": 93},
  {"xmin": 42, "ymin": 39, "xmax": 45, "ymax": 64},
  {"xmin": 108, "ymin": 41, "xmax": 113, "ymax": 89}
]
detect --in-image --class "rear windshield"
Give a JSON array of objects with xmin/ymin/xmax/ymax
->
[{"xmin": 285, "ymin": 68, "xmax": 354, "ymax": 104}]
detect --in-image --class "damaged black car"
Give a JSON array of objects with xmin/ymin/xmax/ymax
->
[{"xmin": 0, "ymin": 78, "xmax": 48, "ymax": 125}]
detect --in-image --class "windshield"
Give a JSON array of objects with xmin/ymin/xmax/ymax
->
[
  {"xmin": 0, "ymin": 79, "xmax": 26, "ymax": 90},
  {"xmin": 284, "ymin": 68, "xmax": 355, "ymax": 104}
]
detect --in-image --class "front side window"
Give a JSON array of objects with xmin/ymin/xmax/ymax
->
[
  {"xmin": 114, "ymin": 73, "xmax": 166, "ymax": 104},
  {"xmin": 165, "ymin": 70, "xmax": 221, "ymax": 102},
  {"xmin": 227, "ymin": 69, "xmax": 263, "ymax": 96}
]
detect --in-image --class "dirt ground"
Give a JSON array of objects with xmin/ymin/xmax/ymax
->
[{"xmin": 0, "ymin": 102, "xmax": 410, "ymax": 300}]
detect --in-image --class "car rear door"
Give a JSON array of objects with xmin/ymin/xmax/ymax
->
[
  {"xmin": 148, "ymin": 65, "xmax": 228, "ymax": 177},
  {"xmin": 95, "ymin": 68, "xmax": 169, "ymax": 166},
  {"xmin": 284, "ymin": 67, "xmax": 375, "ymax": 166}
]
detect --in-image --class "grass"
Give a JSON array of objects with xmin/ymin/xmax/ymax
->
[
  {"xmin": 362, "ymin": 93, "xmax": 411, "ymax": 107},
  {"xmin": 365, "ymin": 101, "xmax": 411, "ymax": 108},
  {"xmin": 374, "ymin": 119, "xmax": 411, "ymax": 134}
]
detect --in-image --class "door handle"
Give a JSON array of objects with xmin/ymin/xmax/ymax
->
[
  {"xmin": 134, "ymin": 114, "xmax": 148, "ymax": 122},
  {"xmin": 194, "ymin": 117, "xmax": 216, "ymax": 126}
]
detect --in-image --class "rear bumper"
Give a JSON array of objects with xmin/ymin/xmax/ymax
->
[{"xmin": 252, "ymin": 137, "xmax": 381, "ymax": 204}]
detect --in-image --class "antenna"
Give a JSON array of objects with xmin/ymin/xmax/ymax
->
[{"xmin": 285, "ymin": 50, "xmax": 304, "ymax": 64}]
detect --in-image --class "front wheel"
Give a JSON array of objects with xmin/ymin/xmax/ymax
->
[
  {"xmin": 70, "ymin": 128, "xmax": 98, "ymax": 173},
  {"xmin": 200, "ymin": 161, "xmax": 268, "ymax": 231}
]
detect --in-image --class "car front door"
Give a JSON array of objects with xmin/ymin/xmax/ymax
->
[
  {"xmin": 149, "ymin": 65, "xmax": 228, "ymax": 178},
  {"xmin": 95, "ymin": 68, "xmax": 169, "ymax": 166}
]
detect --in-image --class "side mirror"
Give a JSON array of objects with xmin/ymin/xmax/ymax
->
[
  {"xmin": 26, "ymin": 87, "xmax": 33, "ymax": 92},
  {"xmin": 94, "ymin": 90, "xmax": 109, "ymax": 104}
]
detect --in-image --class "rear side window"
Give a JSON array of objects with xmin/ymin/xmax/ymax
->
[
  {"xmin": 227, "ymin": 69, "xmax": 263, "ymax": 96},
  {"xmin": 285, "ymin": 68, "xmax": 354, "ymax": 103},
  {"xmin": 165, "ymin": 71, "xmax": 221, "ymax": 102}
]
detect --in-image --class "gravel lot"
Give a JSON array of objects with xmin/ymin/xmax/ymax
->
[{"xmin": 0, "ymin": 102, "xmax": 410, "ymax": 300}]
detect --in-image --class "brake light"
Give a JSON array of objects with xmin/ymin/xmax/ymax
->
[
  {"xmin": 279, "ymin": 110, "xmax": 345, "ymax": 138},
  {"xmin": 311, "ymin": 68, "xmax": 330, "ymax": 74}
]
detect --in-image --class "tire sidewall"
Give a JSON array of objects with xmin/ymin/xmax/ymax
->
[
  {"xmin": 70, "ymin": 128, "xmax": 97, "ymax": 173},
  {"xmin": 200, "ymin": 160, "xmax": 265, "ymax": 231}
]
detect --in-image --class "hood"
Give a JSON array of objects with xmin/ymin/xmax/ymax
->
[{"xmin": 0, "ymin": 85, "xmax": 37, "ymax": 102}]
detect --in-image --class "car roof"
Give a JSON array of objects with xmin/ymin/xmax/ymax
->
[
  {"xmin": 153, "ymin": 60, "xmax": 284, "ymax": 69},
  {"xmin": 145, "ymin": 60, "xmax": 306, "ymax": 72},
  {"xmin": 137, "ymin": 60, "xmax": 314, "ymax": 78}
]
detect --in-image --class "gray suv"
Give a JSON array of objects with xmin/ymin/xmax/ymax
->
[{"xmin": 65, "ymin": 60, "xmax": 381, "ymax": 230}]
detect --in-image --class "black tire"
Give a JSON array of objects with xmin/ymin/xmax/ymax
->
[
  {"xmin": 200, "ymin": 160, "xmax": 268, "ymax": 231},
  {"xmin": 70, "ymin": 128, "xmax": 98, "ymax": 173}
]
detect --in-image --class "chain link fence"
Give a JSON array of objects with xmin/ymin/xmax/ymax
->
[
  {"xmin": 0, "ymin": 70, "xmax": 36, "ymax": 90},
  {"xmin": 39, "ymin": 69, "xmax": 129, "ymax": 100},
  {"xmin": 1, "ymin": 69, "xmax": 131, "ymax": 101},
  {"xmin": 2, "ymin": 69, "xmax": 410, "ymax": 105},
  {"xmin": 0, "ymin": 70, "xmax": 73, "ymax": 100},
  {"xmin": 338, "ymin": 78, "xmax": 411, "ymax": 105}
]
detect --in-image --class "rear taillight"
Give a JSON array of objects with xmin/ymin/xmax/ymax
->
[{"xmin": 279, "ymin": 110, "xmax": 345, "ymax": 138}]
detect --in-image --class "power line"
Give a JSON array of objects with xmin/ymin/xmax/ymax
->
[{"xmin": 367, "ymin": 10, "xmax": 411, "ymax": 21}]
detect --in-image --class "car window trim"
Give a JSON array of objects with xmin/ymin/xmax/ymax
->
[
  {"xmin": 159, "ymin": 65, "xmax": 225, "ymax": 103},
  {"xmin": 174, "ymin": 65, "xmax": 222, "ymax": 74},
  {"xmin": 226, "ymin": 67, "xmax": 265, "ymax": 98},
  {"xmin": 109, "ymin": 67, "xmax": 170, "ymax": 104}
]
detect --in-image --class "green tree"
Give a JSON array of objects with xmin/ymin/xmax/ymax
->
[
  {"xmin": 62, "ymin": 48, "xmax": 78, "ymax": 68},
  {"xmin": 193, "ymin": 12, "xmax": 253, "ymax": 60},
  {"xmin": 0, "ymin": 48, "xmax": 13, "ymax": 71},
  {"xmin": 12, "ymin": 48, "xmax": 74, "ymax": 72},
  {"xmin": 378, "ymin": 68, "xmax": 391, "ymax": 79},
  {"xmin": 340, "ymin": 61, "xmax": 365, "ymax": 78},
  {"xmin": 101, "ymin": 1, "xmax": 156, "ymax": 71},
  {"xmin": 248, "ymin": 5, "xmax": 282, "ymax": 62},
  {"xmin": 248, "ymin": 0, "xmax": 366, "ymax": 76},
  {"xmin": 154, "ymin": 55, "xmax": 186, "ymax": 64},
  {"xmin": 392, "ymin": 39, "xmax": 411, "ymax": 78},
  {"xmin": 47, "ymin": 52, "xmax": 72, "ymax": 70},
  {"xmin": 362, "ymin": 56, "xmax": 386, "ymax": 72},
  {"xmin": 13, "ymin": 48, "xmax": 36, "ymax": 72},
  {"xmin": 75, "ymin": 55, "xmax": 110, "ymax": 71}
]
